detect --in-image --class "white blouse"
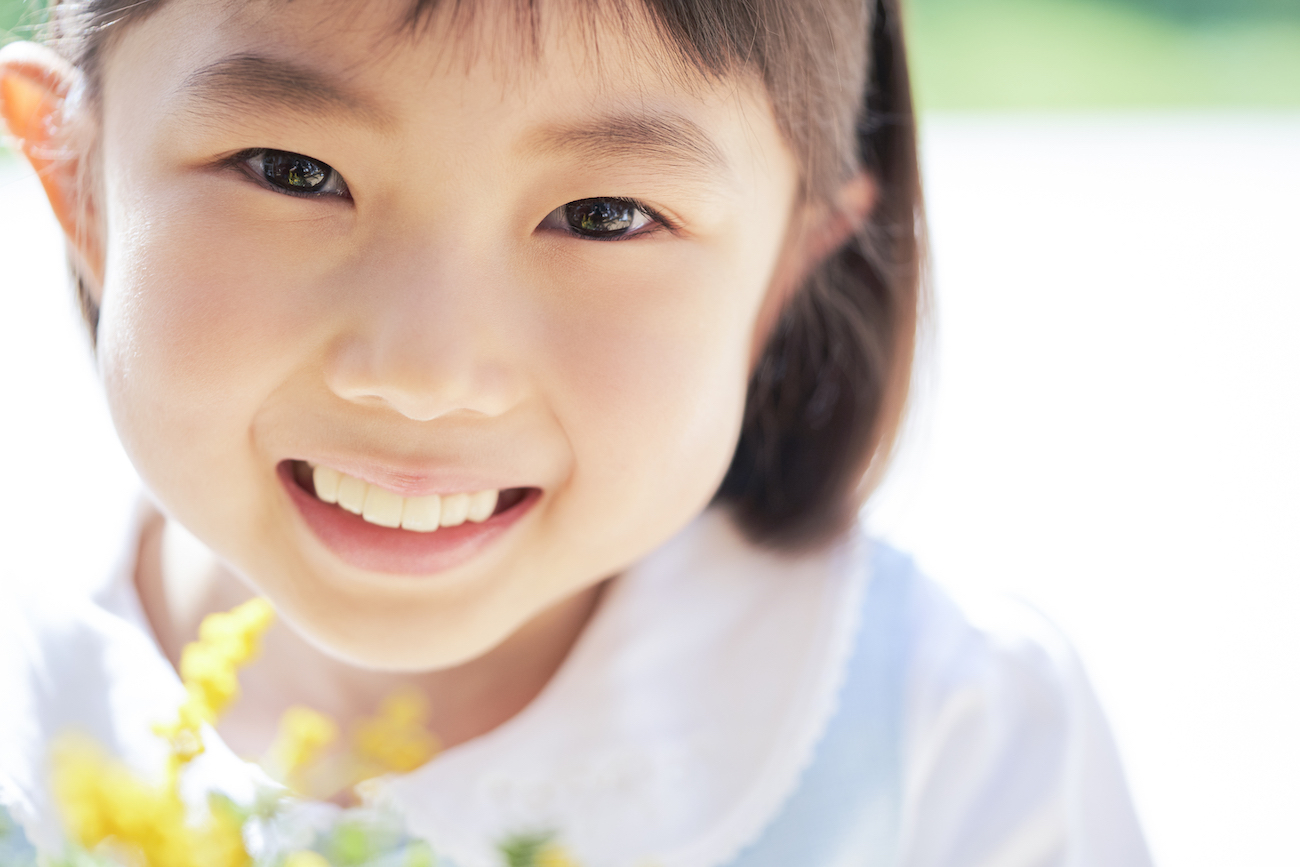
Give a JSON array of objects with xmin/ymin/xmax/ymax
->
[{"xmin": 0, "ymin": 508, "xmax": 1151, "ymax": 866}]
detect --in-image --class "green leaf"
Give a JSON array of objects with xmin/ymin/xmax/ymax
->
[{"xmin": 497, "ymin": 832, "xmax": 556, "ymax": 867}]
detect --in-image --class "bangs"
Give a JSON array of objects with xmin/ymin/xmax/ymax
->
[
  {"xmin": 368, "ymin": 0, "xmax": 731, "ymax": 103},
  {"xmin": 391, "ymin": 0, "xmax": 873, "ymax": 198},
  {"xmin": 48, "ymin": 0, "xmax": 870, "ymax": 198},
  {"xmin": 395, "ymin": 0, "xmax": 746, "ymax": 80}
]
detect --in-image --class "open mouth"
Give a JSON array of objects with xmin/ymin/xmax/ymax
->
[
  {"xmin": 287, "ymin": 460, "xmax": 531, "ymax": 532},
  {"xmin": 279, "ymin": 460, "xmax": 539, "ymax": 575}
]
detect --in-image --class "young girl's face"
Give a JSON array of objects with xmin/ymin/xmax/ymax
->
[{"xmin": 79, "ymin": 0, "xmax": 805, "ymax": 669}]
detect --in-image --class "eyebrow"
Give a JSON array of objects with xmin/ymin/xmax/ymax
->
[
  {"xmin": 521, "ymin": 112, "xmax": 733, "ymax": 184},
  {"xmin": 179, "ymin": 55, "xmax": 731, "ymax": 182},
  {"xmin": 178, "ymin": 53, "xmax": 394, "ymax": 129}
]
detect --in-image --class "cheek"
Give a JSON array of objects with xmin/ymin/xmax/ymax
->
[
  {"xmin": 95, "ymin": 174, "xmax": 342, "ymax": 500},
  {"xmin": 539, "ymin": 238, "xmax": 777, "ymax": 526}
]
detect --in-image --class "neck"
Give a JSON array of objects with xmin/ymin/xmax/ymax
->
[{"xmin": 134, "ymin": 510, "xmax": 605, "ymax": 762}]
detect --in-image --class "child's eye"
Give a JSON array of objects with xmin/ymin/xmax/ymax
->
[
  {"xmin": 542, "ymin": 198, "xmax": 661, "ymax": 240},
  {"xmin": 239, "ymin": 149, "xmax": 350, "ymax": 198}
]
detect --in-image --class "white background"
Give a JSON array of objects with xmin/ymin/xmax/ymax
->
[{"xmin": 2, "ymin": 115, "xmax": 1298, "ymax": 865}]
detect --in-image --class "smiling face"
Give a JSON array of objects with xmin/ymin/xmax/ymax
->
[{"xmin": 75, "ymin": 0, "xmax": 806, "ymax": 669}]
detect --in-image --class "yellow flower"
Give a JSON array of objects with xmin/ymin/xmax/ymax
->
[
  {"xmin": 260, "ymin": 689, "xmax": 443, "ymax": 799},
  {"xmin": 352, "ymin": 689, "xmax": 440, "ymax": 775},
  {"xmin": 53, "ymin": 600, "xmax": 274, "ymax": 866},
  {"xmin": 283, "ymin": 852, "xmax": 331, "ymax": 867},
  {"xmin": 50, "ymin": 733, "xmax": 249, "ymax": 867},
  {"xmin": 272, "ymin": 706, "xmax": 339, "ymax": 775},
  {"xmin": 182, "ymin": 598, "xmax": 276, "ymax": 719},
  {"xmin": 266, "ymin": 705, "xmax": 340, "ymax": 795},
  {"xmin": 537, "ymin": 844, "xmax": 581, "ymax": 867},
  {"xmin": 156, "ymin": 598, "xmax": 275, "ymax": 768}
]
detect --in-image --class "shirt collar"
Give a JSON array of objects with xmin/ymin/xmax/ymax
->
[{"xmin": 372, "ymin": 510, "xmax": 870, "ymax": 867}]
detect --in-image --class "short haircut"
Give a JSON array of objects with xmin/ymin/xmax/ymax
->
[{"xmin": 41, "ymin": 0, "xmax": 925, "ymax": 551}]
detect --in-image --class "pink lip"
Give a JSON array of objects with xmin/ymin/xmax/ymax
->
[{"xmin": 279, "ymin": 462, "xmax": 539, "ymax": 575}]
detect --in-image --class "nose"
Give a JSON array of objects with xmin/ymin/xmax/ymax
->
[{"xmin": 323, "ymin": 248, "xmax": 526, "ymax": 422}]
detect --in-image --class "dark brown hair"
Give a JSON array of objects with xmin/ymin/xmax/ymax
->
[{"xmin": 39, "ymin": 0, "xmax": 924, "ymax": 551}]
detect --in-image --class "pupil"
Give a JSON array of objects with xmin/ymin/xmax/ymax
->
[
  {"xmin": 264, "ymin": 152, "xmax": 326, "ymax": 190},
  {"xmin": 566, "ymin": 199, "xmax": 634, "ymax": 236}
]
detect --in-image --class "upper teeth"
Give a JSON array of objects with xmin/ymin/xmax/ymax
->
[{"xmin": 310, "ymin": 464, "xmax": 499, "ymax": 532}]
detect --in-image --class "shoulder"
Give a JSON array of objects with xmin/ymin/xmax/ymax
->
[
  {"xmin": 864, "ymin": 546, "xmax": 1152, "ymax": 867},
  {"xmin": 894, "ymin": 560, "xmax": 1080, "ymax": 745}
]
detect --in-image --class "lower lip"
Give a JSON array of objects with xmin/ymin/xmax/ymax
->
[{"xmin": 279, "ymin": 462, "xmax": 539, "ymax": 576}]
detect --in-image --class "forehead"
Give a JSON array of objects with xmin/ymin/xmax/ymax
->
[
  {"xmin": 99, "ymin": 0, "xmax": 782, "ymax": 184},
  {"xmin": 204, "ymin": 0, "xmax": 710, "ymax": 78},
  {"xmin": 105, "ymin": 0, "xmax": 745, "ymax": 120}
]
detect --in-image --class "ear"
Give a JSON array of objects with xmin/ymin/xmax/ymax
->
[
  {"xmin": 801, "ymin": 172, "xmax": 877, "ymax": 271},
  {"xmin": 750, "ymin": 171, "xmax": 878, "ymax": 363},
  {"xmin": 0, "ymin": 41, "xmax": 104, "ymax": 288}
]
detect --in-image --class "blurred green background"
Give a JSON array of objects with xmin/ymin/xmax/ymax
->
[
  {"xmin": 1, "ymin": 0, "xmax": 1298, "ymax": 152},
  {"xmin": 908, "ymin": 0, "xmax": 1300, "ymax": 108}
]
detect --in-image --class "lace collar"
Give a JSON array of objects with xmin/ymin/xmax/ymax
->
[{"xmin": 372, "ymin": 511, "xmax": 870, "ymax": 867}]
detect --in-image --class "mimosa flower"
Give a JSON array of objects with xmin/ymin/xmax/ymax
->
[
  {"xmin": 52, "ymin": 599, "xmax": 273, "ymax": 866},
  {"xmin": 155, "ymin": 598, "xmax": 275, "ymax": 769},
  {"xmin": 266, "ymin": 707, "xmax": 340, "ymax": 795},
  {"xmin": 537, "ymin": 843, "xmax": 582, "ymax": 867},
  {"xmin": 49, "ymin": 734, "xmax": 248, "ymax": 867},
  {"xmin": 352, "ymin": 690, "xmax": 440, "ymax": 776},
  {"xmin": 43, "ymin": 598, "xmax": 584, "ymax": 867},
  {"xmin": 181, "ymin": 598, "xmax": 276, "ymax": 719}
]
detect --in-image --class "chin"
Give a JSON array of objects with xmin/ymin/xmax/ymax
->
[{"xmin": 275, "ymin": 587, "xmax": 524, "ymax": 672}]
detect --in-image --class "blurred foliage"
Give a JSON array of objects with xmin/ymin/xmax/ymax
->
[
  {"xmin": 1120, "ymin": 0, "xmax": 1299, "ymax": 21},
  {"xmin": 908, "ymin": 0, "xmax": 1300, "ymax": 108},
  {"xmin": 1, "ymin": 0, "xmax": 1298, "ymax": 124},
  {"xmin": 0, "ymin": 0, "xmax": 40, "ymax": 44}
]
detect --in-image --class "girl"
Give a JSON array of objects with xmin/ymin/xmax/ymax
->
[{"xmin": 0, "ymin": 0, "xmax": 1151, "ymax": 864}]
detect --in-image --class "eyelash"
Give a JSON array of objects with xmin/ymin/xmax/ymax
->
[
  {"xmin": 227, "ymin": 148, "xmax": 351, "ymax": 199},
  {"xmin": 547, "ymin": 197, "xmax": 674, "ymax": 242},
  {"xmin": 225, "ymin": 148, "xmax": 674, "ymax": 240}
]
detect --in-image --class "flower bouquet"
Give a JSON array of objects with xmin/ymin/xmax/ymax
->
[{"xmin": 0, "ymin": 601, "xmax": 580, "ymax": 867}]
